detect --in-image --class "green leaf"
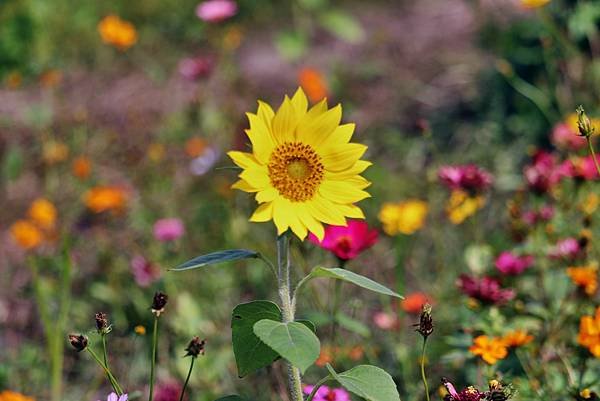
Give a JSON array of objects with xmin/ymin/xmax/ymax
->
[
  {"xmin": 231, "ymin": 301, "xmax": 281, "ymax": 377},
  {"xmin": 298, "ymin": 267, "xmax": 402, "ymax": 299},
  {"xmin": 326, "ymin": 364, "xmax": 401, "ymax": 401},
  {"xmin": 253, "ymin": 319, "xmax": 320, "ymax": 374},
  {"xmin": 214, "ymin": 396, "xmax": 246, "ymax": 401},
  {"xmin": 171, "ymin": 249, "xmax": 259, "ymax": 271},
  {"xmin": 319, "ymin": 11, "xmax": 365, "ymax": 44},
  {"xmin": 296, "ymin": 319, "xmax": 317, "ymax": 333}
]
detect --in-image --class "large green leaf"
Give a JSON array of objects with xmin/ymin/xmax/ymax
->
[
  {"xmin": 298, "ymin": 267, "xmax": 402, "ymax": 299},
  {"xmin": 231, "ymin": 301, "xmax": 281, "ymax": 377},
  {"xmin": 171, "ymin": 249, "xmax": 259, "ymax": 271},
  {"xmin": 326, "ymin": 364, "xmax": 401, "ymax": 401},
  {"xmin": 253, "ymin": 319, "xmax": 320, "ymax": 374}
]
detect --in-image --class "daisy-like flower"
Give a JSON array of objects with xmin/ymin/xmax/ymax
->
[
  {"xmin": 469, "ymin": 335, "xmax": 508, "ymax": 365},
  {"xmin": 502, "ymin": 330, "xmax": 533, "ymax": 347},
  {"xmin": 578, "ymin": 307, "xmax": 600, "ymax": 357},
  {"xmin": 308, "ymin": 219, "xmax": 378, "ymax": 261},
  {"xmin": 97, "ymin": 393, "xmax": 128, "ymax": 401},
  {"xmin": 228, "ymin": 88, "xmax": 371, "ymax": 240},
  {"xmin": 567, "ymin": 265, "xmax": 598, "ymax": 295}
]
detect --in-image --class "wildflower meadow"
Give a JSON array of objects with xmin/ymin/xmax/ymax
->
[{"xmin": 2, "ymin": 0, "xmax": 600, "ymax": 400}]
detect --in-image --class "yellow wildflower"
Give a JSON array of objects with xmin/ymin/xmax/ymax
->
[
  {"xmin": 27, "ymin": 198, "xmax": 57, "ymax": 230},
  {"xmin": 42, "ymin": 141, "xmax": 69, "ymax": 164},
  {"xmin": 520, "ymin": 0, "xmax": 551, "ymax": 8},
  {"xmin": 378, "ymin": 200, "xmax": 428, "ymax": 236},
  {"xmin": 446, "ymin": 190, "xmax": 485, "ymax": 224}
]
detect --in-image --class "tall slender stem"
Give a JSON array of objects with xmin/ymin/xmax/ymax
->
[
  {"xmin": 87, "ymin": 348, "xmax": 123, "ymax": 395},
  {"xmin": 149, "ymin": 316, "xmax": 159, "ymax": 401},
  {"xmin": 277, "ymin": 233, "xmax": 303, "ymax": 401},
  {"xmin": 179, "ymin": 357, "xmax": 195, "ymax": 401},
  {"xmin": 420, "ymin": 338, "xmax": 430, "ymax": 401},
  {"xmin": 102, "ymin": 336, "xmax": 109, "ymax": 368},
  {"xmin": 587, "ymin": 137, "xmax": 600, "ymax": 177}
]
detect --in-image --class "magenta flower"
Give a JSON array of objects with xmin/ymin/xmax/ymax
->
[
  {"xmin": 153, "ymin": 218, "xmax": 185, "ymax": 242},
  {"xmin": 130, "ymin": 255, "xmax": 161, "ymax": 287},
  {"xmin": 551, "ymin": 122, "xmax": 587, "ymax": 150},
  {"xmin": 442, "ymin": 379, "xmax": 484, "ymax": 401},
  {"xmin": 494, "ymin": 252, "xmax": 534, "ymax": 275},
  {"xmin": 549, "ymin": 238, "xmax": 581, "ymax": 259},
  {"xmin": 196, "ymin": 0, "xmax": 237, "ymax": 22},
  {"xmin": 560, "ymin": 155, "xmax": 600, "ymax": 181},
  {"xmin": 438, "ymin": 164, "xmax": 493, "ymax": 192},
  {"xmin": 97, "ymin": 393, "xmax": 128, "ymax": 401},
  {"xmin": 523, "ymin": 150, "xmax": 563, "ymax": 193},
  {"xmin": 309, "ymin": 220, "xmax": 378, "ymax": 261},
  {"xmin": 178, "ymin": 56, "xmax": 214, "ymax": 81},
  {"xmin": 457, "ymin": 275, "xmax": 515, "ymax": 304},
  {"xmin": 154, "ymin": 381, "xmax": 182, "ymax": 401},
  {"xmin": 302, "ymin": 385, "xmax": 350, "ymax": 401},
  {"xmin": 522, "ymin": 205, "xmax": 554, "ymax": 225}
]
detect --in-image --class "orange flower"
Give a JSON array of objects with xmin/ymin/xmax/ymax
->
[
  {"xmin": 39, "ymin": 69, "xmax": 63, "ymax": 88},
  {"xmin": 469, "ymin": 335, "xmax": 508, "ymax": 364},
  {"xmin": 27, "ymin": 198, "xmax": 57, "ymax": 230},
  {"xmin": 502, "ymin": 330, "xmax": 533, "ymax": 347},
  {"xmin": 567, "ymin": 265, "xmax": 598, "ymax": 295},
  {"xmin": 299, "ymin": 67, "xmax": 328, "ymax": 103},
  {"xmin": 0, "ymin": 390, "xmax": 36, "ymax": 401},
  {"xmin": 401, "ymin": 292, "xmax": 431, "ymax": 314},
  {"xmin": 98, "ymin": 15, "xmax": 137, "ymax": 50},
  {"xmin": 10, "ymin": 220, "xmax": 43, "ymax": 250},
  {"xmin": 348, "ymin": 345, "xmax": 364, "ymax": 361},
  {"xmin": 185, "ymin": 137, "xmax": 208, "ymax": 158},
  {"xmin": 315, "ymin": 345, "xmax": 334, "ymax": 367},
  {"xmin": 578, "ymin": 307, "xmax": 600, "ymax": 357},
  {"xmin": 84, "ymin": 186, "xmax": 127, "ymax": 213},
  {"xmin": 72, "ymin": 156, "xmax": 92, "ymax": 180}
]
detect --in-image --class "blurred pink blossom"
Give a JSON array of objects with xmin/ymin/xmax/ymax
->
[
  {"xmin": 154, "ymin": 381, "xmax": 183, "ymax": 401},
  {"xmin": 560, "ymin": 156, "xmax": 600, "ymax": 181},
  {"xmin": 522, "ymin": 205, "xmax": 554, "ymax": 225},
  {"xmin": 549, "ymin": 238, "xmax": 581, "ymax": 259},
  {"xmin": 309, "ymin": 220, "xmax": 378, "ymax": 261},
  {"xmin": 130, "ymin": 255, "xmax": 161, "ymax": 287},
  {"xmin": 178, "ymin": 56, "xmax": 214, "ymax": 81},
  {"xmin": 438, "ymin": 164, "xmax": 493, "ymax": 192},
  {"xmin": 303, "ymin": 385, "xmax": 350, "ymax": 401},
  {"xmin": 458, "ymin": 274, "xmax": 515, "ymax": 304},
  {"xmin": 153, "ymin": 218, "xmax": 185, "ymax": 242},
  {"xmin": 373, "ymin": 311, "xmax": 398, "ymax": 330},
  {"xmin": 523, "ymin": 150, "xmax": 563, "ymax": 193},
  {"xmin": 494, "ymin": 251, "xmax": 534, "ymax": 275},
  {"xmin": 551, "ymin": 122, "xmax": 587, "ymax": 150},
  {"xmin": 196, "ymin": 0, "xmax": 237, "ymax": 22}
]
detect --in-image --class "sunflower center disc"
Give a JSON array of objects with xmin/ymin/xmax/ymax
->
[{"xmin": 268, "ymin": 142, "xmax": 324, "ymax": 202}]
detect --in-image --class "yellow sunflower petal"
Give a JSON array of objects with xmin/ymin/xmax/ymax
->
[
  {"xmin": 337, "ymin": 204, "xmax": 365, "ymax": 219},
  {"xmin": 299, "ymin": 104, "xmax": 342, "ymax": 149},
  {"xmin": 231, "ymin": 179, "xmax": 259, "ymax": 192},
  {"xmin": 319, "ymin": 180, "xmax": 371, "ymax": 203},
  {"xmin": 272, "ymin": 197, "xmax": 292, "ymax": 235},
  {"xmin": 228, "ymin": 151, "xmax": 260, "ymax": 169},
  {"xmin": 257, "ymin": 100, "xmax": 275, "ymax": 132},
  {"xmin": 290, "ymin": 87, "xmax": 308, "ymax": 116},
  {"xmin": 325, "ymin": 160, "xmax": 372, "ymax": 179},
  {"xmin": 303, "ymin": 98, "xmax": 328, "ymax": 121},
  {"xmin": 320, "ymin": 143, "xmax": 368, "ymax": 172},
  {"xmin": 306, "ymin": 195, "xmax": 347, "ymax": 226},
  {"xmin": 319, "ymin": 123, "xmax": 355, "ymax": 150},
  {"xmin": 250, "ymin": 202, "xmax": 274, "ymax": 222},
  {"xmin": 272, "ymin": 95, "xmax": 298, "ymax": 143},
  {"xmin": 239, "ymin": 165, "xmax": 270, "ymax": 189},
  {"xmin": 246, "ymin": 113, "xmax": 276, "ymax": 163},
  {"xmin": 330, "ymin": 175, "xmax": 371, "ymax": 189},
  {"xmin": 256, "ymin": 187, "xmax": 278, "ymax": 203},
  {"xmin": 296, "ymin": 204, "xmax": 325, "ymax": 240},
  {"xmin": 288, "ymin": 212, "xmax": 308, "ymax": 240}
]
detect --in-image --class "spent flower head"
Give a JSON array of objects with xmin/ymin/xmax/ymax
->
[
  {"xmin": 151, "ymin": 292, "xmax": 168, "ymax": 317},
  {"xmin": 95, "ymin": 312, "xmax": 112, "ymax": 335},
  {"xmin": 184, "ymin": 336, "xmax": 206, "ymax": 357},
  {"xmin": 68, "ymin": 333, "xmax": 88, "ymax": 352},
  {"xmin": 415, "ymin": 303, "xmax": 434, "ymax": 339}
]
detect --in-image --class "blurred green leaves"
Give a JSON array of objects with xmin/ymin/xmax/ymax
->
[
  {"xmin": 325, "ymin": 364, "xmax": 401, "ymax": 401},
  {"xmin": 171, "ymin": 249, "xmax": 260, "ymax": 271}
]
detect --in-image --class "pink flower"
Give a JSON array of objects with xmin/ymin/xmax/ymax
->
[
  {"xmin": 523, "ymin": 150, "xmax": 563, "ymax": 193},
  {"xmin": 438, "ymin": 164, "xmax": 493, "ymax": 192},
  {"xmin": 178, "ymin": 56, "xmax": 214, "ymax": 81},
  {"xmin": 458, "ymin": 275, "xmax": 515, "ymax": 304},
  {"xmin": 195, "ymin": 0, "xmax": 237, "ymax": 22},
  {"xmin": 560, "ymin": 156, "xmax": 600, "ymax": 181},
  {"xmin": 154, "ymin": 381, "xmax": 183, "ymax": 401},
  {"xmin": 302, "ymin": 385, "xmax": 350, "ymax": 401},
  {"xmin": 551, "ymin": 122, "xmax": 587, "ymax": 150},
  {"xmin": 494, "ymin": 252, "xmax": 534, "ymax": 275},
  {"xmin": 442, "ymin": 378, "xmax": 484, "ymax": 401},
  {"xmin": 153, "ymin": 218, "xmax": 185, "ymax": 242},
  {"xmin": 373, "ymin": 311, "xmax": 398, "ymax": 330},
  {"xmin": 309, "ymin": 220, "xmax": 378, "ymax": 261},
  {"xmin": 549, "ymin": 238, "xmax": 581, "ymax": 259},
  {"xmin": 522, "ymin": 205, "xmax": 554, "ymax": 225},
  {"xmin": 130, "ymin": 255, "xmax": 161, "ymax": 287},
  {"xmin": 97, "ymin": 393, "xmax": 128, "ymax": 401}
]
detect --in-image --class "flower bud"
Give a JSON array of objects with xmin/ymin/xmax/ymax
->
[
  {"xmin": 68, "ymin": 333, "xmax": 88, "ymax": 352},
  {"xmin": 184, "ymin": 336, "xmax": 206, "ymax": 358},
  {"xmin": 151, "ymin": 291, "xmax": 168, "ymax": 316},
  {"xmin": 95, "ymin": 312, "xmax": 111, "ymax": 335},
  {"xmin": 577, "ymin": 106, "xmax": 595, "ymax": 138},
  {"xmin": 416, "ymin": 303, "xmax": 434, "ymax": 339}
]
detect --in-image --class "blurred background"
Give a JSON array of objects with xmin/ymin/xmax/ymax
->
[{"xmin": 1, "ymin": 0, "xmax": 599, "ymax": 400}]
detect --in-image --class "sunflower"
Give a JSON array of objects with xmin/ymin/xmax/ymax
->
[{"xmin": 228, "ymin": 88, "xmax": 371, "ymax": 240}]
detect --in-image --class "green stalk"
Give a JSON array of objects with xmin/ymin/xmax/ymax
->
[
  {"xmin": 305, "ymin": 375, "xmax": 331, "ymax": 401},
  {"xmin": 87, "ymin": 347, "xmax": 123, "ymax": 395},
  {"xmin": 420, "ymin": 338, "xmax": 430, "ymax": 401},
  {"xmin": 587, "ymin": 137, "xmax": 600, "ymax": 177},
  {"xmin": 178, "ymin": 357, "xmax": 195, "ymax": 401},
  {"xmin": 149, "ymin": 316, "xmax": 159, "ymax": 401},
  {"xmin": 277, "ymin": 233, "xmax": 303, "ymax": 401}
]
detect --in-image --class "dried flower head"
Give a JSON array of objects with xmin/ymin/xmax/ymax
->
[
  {"xmin": 151, "ymin": 292, "xmax": 168, "ymax": 316},
  {"xmin": 415, "ymin": 303, "xmax": 434, "ymax": 339},
  {"xmin": 95, "ymin": 312, "xmax": 111, "ymax": 335},
  {"xmin": 184, "ymin": 336, "xmax": 206, "ymax": 357},
  {"xmin": 68, "ymin": 333, "xmax": 88, "ymax": 352}
]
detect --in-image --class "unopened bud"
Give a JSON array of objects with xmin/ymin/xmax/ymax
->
[
  {"xmin": 184, "ymin": 336, "xmax": 206, "ymax": 357},
  {"xmin": 68, "ymin": 333, "xmax": 88, "ymax": 352},
  {"xmin": 151, "ymin": 292, "xmax": 168, "ymax": 316},
  {"xmin": 95, "ymin": 312, "xmax": 111, "ymax": 335},
  {"xmin": 416, "ymin": 303, "xmax": 434, "ymax": 339},
  {"xmin": 576, "ymin": 106, "xmax": 595, "ymax": 138}
]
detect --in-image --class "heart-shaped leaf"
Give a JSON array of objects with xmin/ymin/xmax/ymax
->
[
  {"xmin": 171, "ymin": 249, "xmax": 259, "ymax": 271},
  {"xmin": 253, "ymin": 319, "xmax": 320, "ymax": 374},
  {"xmin": 232, "ymin": 301, "xmax": 281, "ymax": 377},
  {"xmin": 326, "ymin": 364, "xmax": 401, "ymax": 401}
]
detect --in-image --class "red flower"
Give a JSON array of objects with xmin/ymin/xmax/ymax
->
[
  {"xmin": 438, "ymin": 164, "xmax": 493, "ymax": 192},
  {"xmin": 458, "ymin": 275, "xmax": 515, "ymax": 304},
  {"xmin": 309, "ymin": 220, "xmax": 378, "ymax": 261},
  {"xmin": 523, "ymin": 150, "xmax": 563, "ymax": 193},
  {"xmin": 401, "ymin": 292, "xmax": 432, "ymax": 314}
]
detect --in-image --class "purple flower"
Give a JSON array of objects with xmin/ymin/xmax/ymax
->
[
  {"xmin": 97, "ymin": 393, "xmax": 128, "ymax": 401},
  {"xmin": 438, "ymin": 164, "xmax": 493, "ymax": 192},
  {"xmin": 549, "ymin": 237, "xmax": 581, "ymax": 259},
  {"xmin": 153, "ymin": 218, "xmax": 185, "ymax": 242},
  {"xmin": 458, "ymin": 275, "xmax": 515, "ymax": 304},
  {"xmin": 178, "ymin": 56, "xmax": 214, "ymax": 81},
  {"xmin": 196, "ymin": 0, "xmax": 237, "ymax": 22},
  {"xmin": 130, "ymin": 255, "xmax": 161, "ymax": 287},
  {"xmin": 494, "ymin": 252, "xmax": 534, "ymax": 275},
  {"xmin": 189, "ymin": 147, "xmax": 219, "ymax": 176},
  {"xmin": 302, "ymin": 385, "xmax": 350, "ymax": 401}
]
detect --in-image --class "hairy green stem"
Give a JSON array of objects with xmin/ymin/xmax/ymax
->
[
  {"xmin": 420, "ymin": 338, "xmax": 430, "ymax": 401},
  {"xmin": 277, "ymin": 233, "xmax": 303, "ymax": 401},
  {"xmin": 179, "ymin": 357, "xmax": 195, "ymax": 401},
  {"xmin": 87, "ymin": 347, "xmax": 123, "ymax": 395},
  {"xmin": 149, "ymin": 316, "xmax": 159, "ymax": 401}
]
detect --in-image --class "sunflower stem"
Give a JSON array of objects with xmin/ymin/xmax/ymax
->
[{"xmin": 277, "ymin": 233, "xmax": 304, "ymax": 401}]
